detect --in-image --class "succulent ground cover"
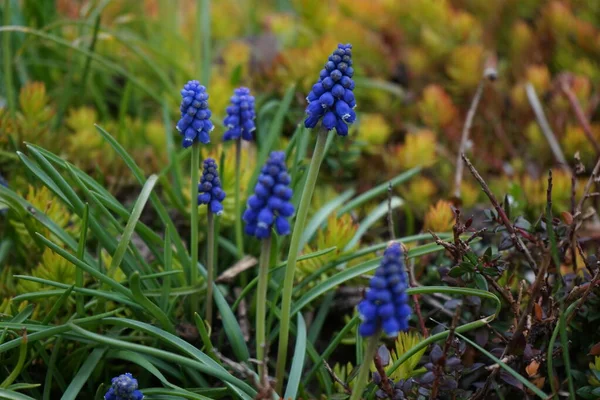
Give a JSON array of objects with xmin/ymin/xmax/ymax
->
[{"xmin": 0, "ymin": 1, "xmax": 599, "ymax": 399}]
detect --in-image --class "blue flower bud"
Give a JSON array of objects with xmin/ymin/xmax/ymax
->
[
  {"xmin": 244, "ymin": 152, "xmax": 295, "ymax": 239},
  {"xmin": 105, "ymin": 373, "xmax": 144, "ymax": 400},
  {"xmin": 176, "ymin": 81, "xmax": 213, "ymax": 148},
  {"xmin": 197, "ymin": 158, "xmax": 226, "ymax": 216},
  {"xmin": 222, "ymin": 87, "xmax": 256, "ymax": 141},
  {"xmin": 304, "ymin": 43, "xmax": 356, "ymax": 136},
  {"xmin": 357, "ymin": 243, "xmax": 411, "ymax": 337},
  {"xmin": 323, "ymin": 111, "xmax": 337, "ymax": 130}
]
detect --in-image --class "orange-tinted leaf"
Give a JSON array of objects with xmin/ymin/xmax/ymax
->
[
  {"xmin": 526, "ymin": 360, "xmax": 540, "ymax": 377},
  {"xmin": 561, "ymin": 211, "xmax": 573, "ymax": 225},
  {"xmin": 589, "ymin": 342, "xmax": 600, "ymax": 356},
  {"xmin": 533, "ymin": 303, "xmax": 543, "ymax": 321}
]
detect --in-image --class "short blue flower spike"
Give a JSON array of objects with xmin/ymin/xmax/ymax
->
[
  {"xmin": 197, "ymin": 158, "xmax": 226, "ymax": 215},
  {"xmin": 357, "ymin": 243, "xmax": 411, "ymax": 337},
  {"xmin": 243, "ymin": 151, "xmax": 294, "ymax": 239},
  {"xmin": 104, "ymin": 373, "xmax": 144, "ymax": 400},
  {"xmin": 304, "ymin": 43, "xmax": 356, "ymax": 136},
  {"xmin": 223, "ymin": 87, "xmax": 256, "ymax": 141},
  {"xmin": 176, "ymin": 80, "xmax": 214, "ymax": 148},
  {"xmin": 0, "ymin": 175, "xmax": 7, "ymax": 188}
]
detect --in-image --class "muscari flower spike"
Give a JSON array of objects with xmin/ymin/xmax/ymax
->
[
  {"xmin": 243, "ymin": 151, "xmax": 294, "ymax": 239},
  {"xmin": 176, "ymin": 80, "xmax": 214, "ymax": 148},
  {"xmin": 223, "ymin": 87, "xmax": 256, "ymax": 141},
  {"xmin": 104, "ymin": 373, "xmax": 144, "ymax": 400},
  {"xmin": 357, "ymin": 243, "xmax": 411, "ymax": 337},
  {"xmin": 197, "ymin": 158, "xmax": 226, "ymax": 215},
  {"xmin": 304, "ymin": 43, "xmax": 356, "ymax": 136}
]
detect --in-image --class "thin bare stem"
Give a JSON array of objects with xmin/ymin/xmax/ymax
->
[
  {"xmin": 526, "ymin": 83, "xmax": 570, "ymax": 170},
  {"xmin": 453, "ymin": 80, "xmax": 485, "ymax": 199},
  {"xmin": 560, "ymin": 79, "xmax": 600, "ymax": 157}
]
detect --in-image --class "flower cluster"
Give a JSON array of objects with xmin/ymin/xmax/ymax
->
[
  {"xmin": 243, "ymin": 151, "xmax": 294, "ymax": 239},
  {"xmin": 223, "ymin": 87, "xmax": 256, "ymax": 141},
  {"xmin": 357, "ymin": 242, "xmax": 411, "ymax": 337},
  {"xmin": 176, "ymin": 80, "xmax": 213, "ymax": 148},
  {"xmin": 305, "ymin": 43, "xmax": 356, "ymax": 136},
  {"xmin": 104, "ymin": 373, "xmax": 143, "ymax": 400},
  {"xmin": 197, "ymin": 158, "xmax": 226, "ymax": 215}
]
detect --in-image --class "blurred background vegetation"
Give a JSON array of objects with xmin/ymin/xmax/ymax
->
[{"xmin": 2, "ymin": 0, "xmax": 600, "ymax": 319}]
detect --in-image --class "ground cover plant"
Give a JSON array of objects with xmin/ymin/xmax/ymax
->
[{"xmin": 0, "ymin": 0, "xmax": 600, "ymax": 399}]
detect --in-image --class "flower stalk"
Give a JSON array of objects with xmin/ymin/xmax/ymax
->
[
  {"xmin": 206, "ymin": 210, "xmax": 215, "ymax": 325},
  {"xmin": 190, "ymin": 142, "xmax": 200, "ymax": 316},
  {"xmin": 235, "ymin": 139, "xmax": 244, "ymax": 259},
  {"xmin": 350, "ymin": 333, "xmax": 380, "ymax": 400},
  {"xmin": 275, "ymin": 128, "xmax": 329, "ymax": 391},
  {"xmin": 256, "ymin": 236, "xmax": 272, "ymax": 378}
]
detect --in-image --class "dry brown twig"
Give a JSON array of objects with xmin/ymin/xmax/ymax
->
[
  {"xmin": 559, "ymin": 74, "xmax": 600, "ymax": 157},
  {"xmin": 323, "ymin": 360, "xmax": 351, "ymax": 394},
  {"xmin": 462, "ymin": 154, "xmax": 539, "ymax": 271}
]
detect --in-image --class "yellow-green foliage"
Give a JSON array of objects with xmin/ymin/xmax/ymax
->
[
  {"xmin": 9, "ymin": 185, "xmax": 79, "ymax": 261},
  {"xmin": 297, "ymin": 214, "xmax": 360, "ymax": 288},
  {"xmin": 16, "ymin": 248, "xmax": 77, "ymax": 295},
  {"xmin": 355, "ymin": 113, "xmax": 392, "ymax": 153},
  {"xmin": 333, "ymin": 331, "xmax": 426, "ymax": 393},
  {"xmin": 423, "ymin": 200, "xmax": 455, "ymax": 233},
  {"xmin": 399, "ymin": 178, "xmax": 438, "ymax": 216},
  {"xmin": 369, "ymin": 331, "xmax": 428, "ymax": 381},
  {"xmin": 0, "ymin": 82, "xmax": 55, "ymax": 151},
  {"xmin": 589, "ymin": 357, "xmax": 600, "ymax": 387}
]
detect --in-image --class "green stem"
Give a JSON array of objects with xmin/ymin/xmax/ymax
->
[
  {"xmin": 349, "ymin": 333, "xmax": 380, "ymax": 400},
  {"xmin": 190, "ymin": 142, "xmax": 200, "ymax": 316},
  {"xmin": 199, "ymin": 0, "xmax": 211, "ymax": 85},
  {"xmin": 2, "ymin": 0, "xmax": 15, "ymax": 117},
  {"xmin": 206, "ymin": 211, "xmax": 215, "ymax": 325},
  {"xmin": 235, "ymin": 139, "xmax": 244, "ymax": 259},
  {"xmin": 256, "ymin": 237, "xmax": 272, "ymax": 378},
  {"xmin": 275, "ymin": 128, "xmax": 329, "ymax": 392}
]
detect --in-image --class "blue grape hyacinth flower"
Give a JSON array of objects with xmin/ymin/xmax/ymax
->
[
  {"xmin": 104, "ymin": 373, "xmax": 144, "ymax": 400},
  {"xmin": 223, "ymin": 87, "xmax": 256, "ymax": 141},
  {"xmin": 243, "ymin": 151, "xmax": 294, "ymax": 239},
  {"xmin": 304, "ymin": 43, "xmax": 356, "ymax": 136},
  {"xmin": 176, "ymin": 80, "xmax": 214, "ymax": 148},
  {"xmin": 197, "ymin": 158, "xmax": 226, "ymax": 215},
  {"xmin": 357, "ymin": 242, "xmax": 411, "ymax": 337}
]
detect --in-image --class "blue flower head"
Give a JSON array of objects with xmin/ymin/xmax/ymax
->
[
  {"xmin": 243, "ymin": 151, "xmax": 294, "ymax": 239},
  {"xmin": 223, "ymin": 87, "xmax": 256, "ymax": 141},
  {"xmin": 0, "ymin": 175, "xmax": 6, "ymax": 188},
  {"xmin": 197, "ymin": 158, "xmax": 226, "ymax": 215},
  {"xmin": 304, "ymin": 43, "xmax": 356, "ymax": 136},
  {"xmin": 104, "ymin": 373, "xmax": 144, "ymax": 400},
  {"xmin": 176, "ymin": 80, "xmax": 214, "ymax": 148},
  {"xmin": 357, "ymin": 243, "xmax": 411, "ymax": 337}
]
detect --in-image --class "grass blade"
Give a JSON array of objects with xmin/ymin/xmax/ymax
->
[
  {"xmin": 60, "ymin": 347, "xmax": 107, "ymax": 400},
  {"xmin": 284, "ymin": 313, "xmax": 307, "ymax": 400},
  {"xmin": 338, "ymin": 167, "xmax": 421, "ymax": 215},
  {"xmin": 129, "ymin": 272, "xmax": 174, "ymax": 334},
  {"xmin": 107, "ymin": 174, "xmax": 158, "ymax": 278}
]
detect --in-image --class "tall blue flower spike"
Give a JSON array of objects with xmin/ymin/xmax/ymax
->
[
  {"xmin": 357, "ymin": 243, "xmax": 411, "ymax": 337},
  {"xmin": 176, "ymin": 80, "xmax": 214, "ymax": 148},
  {"xmin": 197, "ymin": 158, "xmax": 226, "ymax": 215},
  {"xmin": 223, "ymin": 87, "xmax": 256, "ymax": 141},
  {"xmin": 243, "ymin": 151, "xmax": 295, "ymax": 239},
  {"xmin": 304, "ymin": 43, "xmax": 356, "ymax": 136},
  {"xmin": 104, "ymin": 373, "xmax": 144, "ymax": 400}
]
